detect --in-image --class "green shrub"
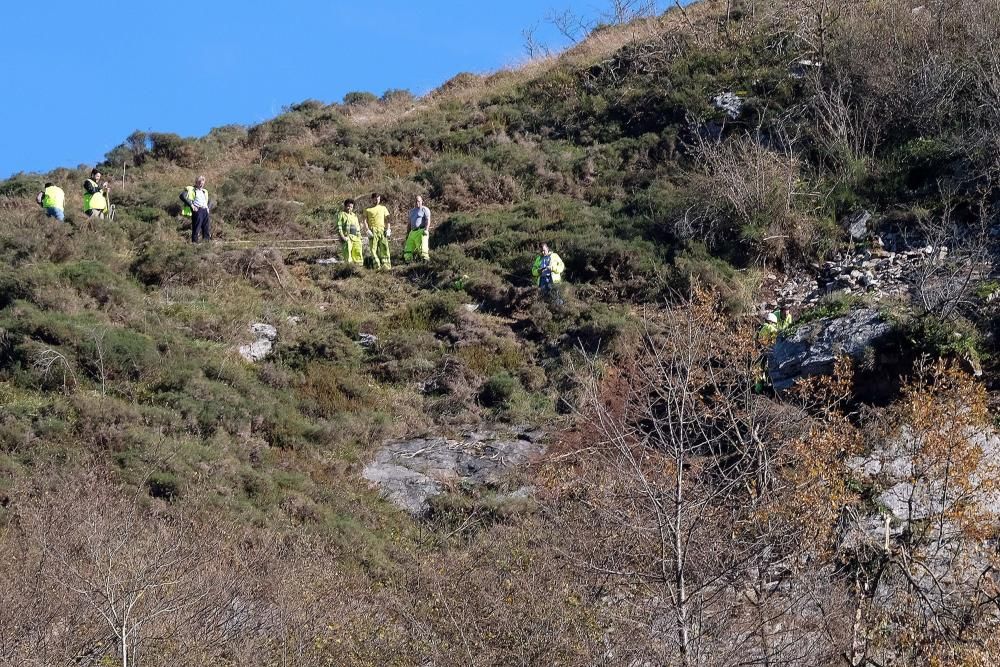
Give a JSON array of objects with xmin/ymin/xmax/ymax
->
[
  {"xmin": 562, "ymin": 304, "xmax": 632, "ymax": 355},
  {"xmin": 902, "ymin": 313, "xmax": 983, "ymax": 361},
  {"xmin": 147, "ymin": 471, "xmax": 181, "ymax": 501},
  {"xmin": 149, "ymin": 132, "xmax": 198, "ymax": 166},
  {"xmin": 0, "ymin": 270, "xmax": 34, "ymax": 309},
  {"xmin": 672, "ymin": 246, "xmax": 756, "ymax": 314},
  {"xmin": 382, "ymin": 89, "xmax": 415, "ymax": 104},
  {"xmin": 419, "ymin": 156, "xmax": 522, "ymax": 210},
  {"xmin": 130, "ymin": 243, "xmax": 202, "ymax": 286},
  {"xmin": 391, "ymin": 292, "xmax": 464, "ymax": 332},
  {"xmin": 80, "ymin": 328, "xmax": 159, "ymax": 384},
  {"xmin": 343, "ymin": 91, "xmax": 378, "ymax": 106},
  {"xmin": 0, "ymin": 174, "xmax": 40, "ymax": 197},
  {"xmin": 300, "ymin": 363, "xmax": 373, "ymax": 415},
  {"xmin": 278, "ymin": 323, "xmax": 360, "ymax": 370},
  {"xmin": 61, "ymin": 260, "xmax": 135, "ymax": 308},
  {"xmin": 478, "ymin": 372, "xmax": 519, "ymax": 409},
  {"xmin": 797, "ymin": 293, "xmax": 861, "ymax": 326}
]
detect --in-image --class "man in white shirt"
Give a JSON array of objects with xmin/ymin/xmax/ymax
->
[{"xmin": 180, "ymin": 175, "xmax": 211, "ymax": 243}]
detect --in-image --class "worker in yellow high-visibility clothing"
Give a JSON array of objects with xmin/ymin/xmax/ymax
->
[
  {"xmin": 337, "ymin": 198, "xmax": 363, "ymax": 265},
  {"xmin": 363, "ymin": 193, "xmax": 391, "ymax": 270},
  {"xmin": 757, "ymin": 308, "xmax": 792, "ymax": 345},
  {"xmin": 179, "ymin": 175, "xmax": 211, "ymax": 243},
  {"xmin": 532, "ymin": 243, "xmax": 565, "ymax": 305},
  {"xmin": 36, "ymin": 182, "xmax": 66, "ymax": 221},
  {"xmin": 83, "ymin": 168, "xmax": 109, "ymax": 219}
]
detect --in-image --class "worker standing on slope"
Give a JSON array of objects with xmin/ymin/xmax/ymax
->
[
  {"xmin": 180, "ymin": 175, "xmax": 212, "ymax": 243},
  {"xmin": 403, "ymin": 195, "xmax": 431, "ymax": 263},
  {"xmin": 532, "ymin": 242, "xmax": 565, "ymax": 303},
  {"xmin": 363, "ymin": 193, "xmax": 391, "ymax": 270},
  {"xmin": 337, "ymin": 198, "xmax": 363, "ymax": 265},
  {"xmin": 83, "ymin": 169, "xmax": 110, "ymax": 219},
  {"xmin": 36, "ymin": 182, "xmax": 65, "ymax": 221}
]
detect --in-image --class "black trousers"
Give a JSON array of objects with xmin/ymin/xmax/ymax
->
[{"xmin": 191, "ymin": 208, "xmax": 211, "ymax": 243}]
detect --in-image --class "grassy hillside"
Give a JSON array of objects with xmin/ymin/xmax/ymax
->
[{"xmin": 1, "ymin": 1, "xmax": 999, "ymax": 664}]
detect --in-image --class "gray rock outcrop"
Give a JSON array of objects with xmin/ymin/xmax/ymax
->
[
  {"xmin": 845, "ymin": 429, "xmax": 1000, "ymax": 544},
  {"xmin": 768, "ymin": 309, "xmax": 893, "ymax": 390},
  {"xmin": 362, "ymin": 431, "xmax": 545, "ymax": 515},
  {"xmin": 239, "ymin": 323, "xmax": 278, "ymax": 362}
]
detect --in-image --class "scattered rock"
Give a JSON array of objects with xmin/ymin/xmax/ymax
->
[
  {"xmin": 712, "ymin": 91, "xmax": 743, "ymax": 119},
  {"xmin": 768, "ymin": 242, "xmax": 957, "ymax": 311},
  {"xmin": 362, "ymin": 432, "xmax": 546, "ymax": 515},
  {"xmin": 239, "ymin": 340, "xmax": 272, "ymax": 363},
  {"xmin": 768, "ymin": 309, "xmax": 894, "ymax": 390},
  {"xmin": 250, "ymin": 323, "xmax": 277, "ymax": 340},
  {"xmin": 315, "ymin": 257, "xmax": 340, "ymax": 265},
  {"xmin": 239, "ymin": 323, "xmax": 278, "ymax": 362},
  {"xmin": 357, "ymin": 333, "xmax": 379, "ymax": 349},
  {"xmin": 843, "ymin": 210, "xmax": 872, "ymax": 241}
]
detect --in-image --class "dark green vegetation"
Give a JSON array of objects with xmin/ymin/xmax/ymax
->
[{"xmin": 2, "ymin": 1, "xmax": 1000, "ymax": 664}]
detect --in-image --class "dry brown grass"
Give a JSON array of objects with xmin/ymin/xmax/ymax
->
[{"xmin": 342, "ymin": 0, "xmax": 730, "ymax": 130}]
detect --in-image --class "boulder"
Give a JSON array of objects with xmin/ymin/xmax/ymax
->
[
  {"xmin": 768, "ymin": 309, "xmax": 893, "ymax": 390},
  {"xmin": 712, "ymin": 91, "xmax": 743, "ymax": 119},
  {"xmin": 239, "ymin": 322, "xmax": 279, "ymax": 362},
  {"xmin": 843, "ymin": 210, "xmax": 872, "ymax": 241},
  {"xmin": 239, "ymin": 339, "xmax": 273, "ymax": 363},
  {"xmin": 250, "ymin": 323, "xmax": 278, "ymax": 340},
  {"xmin": 362, "ymin": 432, "xmax": 545, "ymax": 515},
  {"xmin": 357, "ymin": 333, "xmax": 379, "ymax": 349}
]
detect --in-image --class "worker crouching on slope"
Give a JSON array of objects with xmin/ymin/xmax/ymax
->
[
  {"xmin": 757, "ymin": 308, "xmax": 792, "ymax": 345},
  {"xmin": 83, "ymin": 169, "xmax": 110, "ymax": 219},
  {"xmin": 36, "ymin": 182, "xmax": 65, "ymax": 221},
  {"xmin": 755, "ymin": 307, "xmax": 793, "ymax": 393},
  {"xmin": 364, "ymin": 193, "xmax": 391, "ymax": 270},
  {"xmin": 337, "ymin": 198, "xmax": 363, "ymax": 265},
  {"xmin": 180, "ymin": 175, "xmax": 211, "ymax": 243},
  {"xmin": 404, "ymin": 195, "xmax": 431, "ymax": 262},
  {"xmin": 532, "ymin": 243, "xmax": 565, "ymax": 304}
]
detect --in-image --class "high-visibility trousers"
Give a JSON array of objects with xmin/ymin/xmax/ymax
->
[
  {"xmin": 343, "ymin": 235, "xmax": 363, "ymax": 264},
  {"xmin": 370, "ymin": 231, "xmax": 391, "ymax": 270},
  {"xmin": 403, "ymin": 228, "xmax": 429, "ymax": 262}
]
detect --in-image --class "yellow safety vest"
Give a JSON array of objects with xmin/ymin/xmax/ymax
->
[
  {"xmin": 532, "ymin": 252, "xmax": 564, "ymax": 285},
  {"xmin": 42, "ymin": 185, "xmax": 65, "ymax": 210},
  {"xmin": 182, "ymin": 186, "xmax": 210, "ymax": 217},
  {"xmin": 337, "ymin": 211, "xmax": 361, "ymax": 237},
  {"xmin": 83, "ymin": 179, "xmax": 107, "ymax": 213}
]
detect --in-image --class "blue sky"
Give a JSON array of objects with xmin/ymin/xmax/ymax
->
[{"xmin": 2, "ymin": 1, "xmax": 672, "ymax": 179}]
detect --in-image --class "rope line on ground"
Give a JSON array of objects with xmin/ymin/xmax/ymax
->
[
  {"xmin": 217, "ymin": 238, "xmax": 343, "ymax": 244},
  {"xmin": 226, "ymin": 244, "xmax": 342, "ymax": 251}
]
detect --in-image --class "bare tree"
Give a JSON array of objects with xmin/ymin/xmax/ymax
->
[
  {"xmin": 843, "ymin": 362, "xmax": 1000, "ymax": 666},
  {"xmin": 22, "ymin": 474, "xmax": 215, "ymax": 667},
  {"xmin": 574, "ymin": 294, "xmax": 852, "ymax": 665},
  {"xmin": 522, "ymin": 26, "xmax": 552, "ymax": 59},
  {"xmin": 913, "ymin": 183, "xmax": 993, "ymax": 321}
]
